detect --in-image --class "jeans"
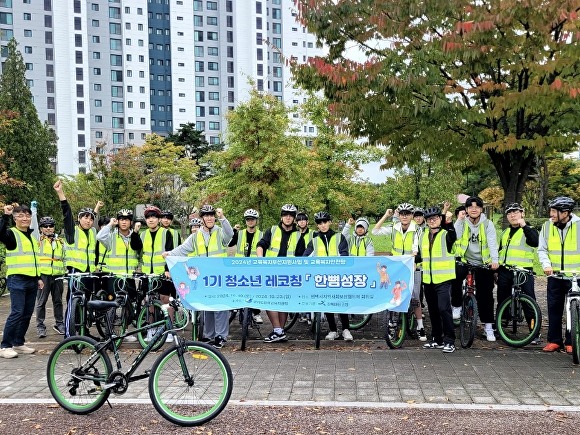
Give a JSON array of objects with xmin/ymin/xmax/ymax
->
[
  {"xmin": 546, "ymin": 276, "xmax": 576, "ymax": 345},
  {"xmin": 1, "ymin": 275, "xmax": 38, "ymax": 348},
  {"xmin": 424, "ymin": 280, "xmax": 455, "ymax": 345},
  {"xmin": 36, "ymin": 274, "xmax": 65, "ymax": 330}
]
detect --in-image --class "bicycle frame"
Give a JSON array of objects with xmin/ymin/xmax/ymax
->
[{"xmin": 562, "ymin": 271, "xmax": 580, "ymax": 333}]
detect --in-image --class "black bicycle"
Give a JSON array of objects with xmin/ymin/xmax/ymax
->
[
  {"xmin": 457, "ymin": 263, "xmax": 490, "ymax": 349},
  {"xmin": 47, "ymin": 297, "xmax": 233, "ymax": 426},
  {"xmin": 384, "ymin": 307, "xmax": 417, "ymax": 349}
]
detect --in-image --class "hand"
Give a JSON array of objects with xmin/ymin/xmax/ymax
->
[
  {"xmin": 385, "ymin": 209, "xmax": 393, "ymax": 218},
  {"xmin": 31, "ymin": 200, "xmax": 38, "ymax": 211},
  {"xmin": 95, "ymin": 200, "xmax": 104, "ymax": 213},
  {"xmin": 442, "ymin": 200, "xmax": 450, "ymax": 213},
  {"xmin": 457, "ymin": 210, "xmax": 466, "ymax": 220},
  {"xmin": 517, "ymin": 218, "xmax": 526, "ymax": 228},
  {"xmin": 216, "ymin": 208, "xmax": 224, "ymax": 219},
  {"xmin": 161, "ymin": 251, "xmax": 170, "ymax": 258},
  {"xmin": 544, "ymin": 266, "xmax": 553, "ymax": 276},
  {"xmin": 38, "ymin": 279, "xmax": 44, "ymax": 290},
  {"xmin": 490, "ymin": 262, "xmax": 499, "ymax": 270},
  {"xmin": 3, "ymin": 204, "xmax": 13, "ymax": 215},
  {"xmin": 233, "ymin": 224, "xmax": 241, "ymax": 230},
  {"xmin": 133, "ymin": 222, "xmax": 141, "ymax": 232},
  {"xmin": 347, "ymin": 217, "xmax": 355, "ymax": 225},
  {"xmin": 164, "ymin": 271, "xmax": 171, "ymax": 278},
  {"xmin": 109, "ymin": 217, "xmax": 118, "ymax": 227},
  {"xmin": 53, "ymin": 179, "xmax": 63, "ymax": 192}
]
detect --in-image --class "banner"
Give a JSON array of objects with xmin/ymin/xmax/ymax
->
[{"xmin": 166, "ymin": 256, "xmax": 414, "ymax": 314}]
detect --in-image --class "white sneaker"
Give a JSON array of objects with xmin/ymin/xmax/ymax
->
[
  {"xmin": 485, "ymin": 329, "xmax": 496, "ymax": 342},
  {"xmin": 252, "ymin": 314, "xmax": 264, "ymax": 324},
  {"xmin": 13, "ymin": 345, "xmax": 35, "ymax": 354},
  {"xmin": 325, "ymin": 331, "xmax": 339, "ymax": 340},
  {"xmin": 342, "ymin": 329, "xmax": 353, "ymax": 341},
  {"xmin": 145, "ymin": 328, "xmax": 156, "ymax": 342},
  {"xmin": 452, "ymin": 306, "xmax": 461, "ymax": 320},
  {"xmin": 0, "ymin": 347, "xmax": 18, "ymax": 359},
  {"xmin": 165, "ymin": 333, "xmax": 174, "ymax": 343},
  {"xmin": 124, "ymin": 335, "xmax": 138, "ymax": 343}
]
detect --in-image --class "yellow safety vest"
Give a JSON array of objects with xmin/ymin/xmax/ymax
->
[
  {"xmin": 235, "ymin": 229, "xmax": 263, "ymax": 257},
  {"xmin": 265, "ymin": 226, "xmax": 300, "ymax": 257},
  {"xmin": 543, "ymin": 220, "xmax": 580, "ymax": 271},
  {"xmin": 454, "ymin": 220, "xmax": 491, "ymax": 264},
  {"xmin": 499, "ymin": 227, "xmax": 535, "ymax": 268},
  {"xmin": 391, "ymin": 223, "xmax": 416, "ymax": 256},
  {"xmin": 348, "ymin": 235, "xmax": 369, "ymax": 257},
  {"xmin": 195, "ymin": 229, "xmax": 227, "ymax": 257},
  {"xmin": 166, "ymin": 227, "xmax": 180, "ymax": 247},
  {"xmin": 38, "ymin": 236, "xmax": 65, "ymax": 276},
  {"xmin": 141, "ymin": 228, "xmax": 167, "ymax": 274},
  {"xmin": 301, "ymin": 229, "xmax": 313, "ymax": 247},
  {"xmin": 6, "ymin": 228, "xmax": 40, "ymax": 277},
  {"xmin": 312, "ymin": 233, "xmax": 340, "ymax": 256},
  {"xmin": 65, "ymin": 226, "xmax": 97, "ymax": 272},
  {"xmin": 102, "ymin": 232, "xmax": 140, "ymax": 274},
  {"xmin": 421, "ymin": 230, "xmax": 456, "ymax": 284}
]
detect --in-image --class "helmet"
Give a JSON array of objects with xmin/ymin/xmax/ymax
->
[
  {"xmin": 396, "ymin": 203, "xmax": 415, "ymax": 214},
  {"xmin": 199, "ymin": 204, "xmax": 216, "ymax": 216},
  {"xmin": 243, "ymin": 208, "xmax": 259, "ymax": 219},
  {"xmin": 296, "ymin": 211, "xmax": 308, "ymax": 221},
  {"xmin": 413, "ymin": 207, "xmax": 425, "ymax": 217},
  {"xmin": 189, "ymin": 217, "xmax": 202, "ymax": 227},
  {"xmin": 548, "ymin": 196, "xmax": 575, "ymax": 212},
  {"xmin": 504, "ymin": 203, "xmax": 524, "ymax": 214},
  {"xmin": 160, "ymin": 210, "xmax": 173, "ymax": 219},
  {"xmin": 144, "ymin": 205, "xmax": 162, "ymax": 218},
  {"xmin": 78, "ymin": 207, "xmax": 96, "ymax": 220},
  {"xmin": 280, "ymin": 204, "xmax": 297, "ymax": 217},
  {"xmin": 465, "ymin": 196, "xmax": 484, "ymax": 208},
  {"xmin": 117, "ymin": 208, "xmax": 133, "ymax": 220},
  {"xmin": 355, "ymin": 217, "xmax": 369, "ymax": 231},
  {"xmin": 424, "ymin": 207, "xmax": 442, "ymax": 219},
  {"xmin": 314, "ymin": 211, "xmax": 332, "ymax": 223},
  {"xmin": 39, "ymin": 216, "xmax": 56, "ymax": 227}
]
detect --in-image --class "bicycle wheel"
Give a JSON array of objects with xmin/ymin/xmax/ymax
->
[
  {"xmin": 385, "ymin": 310, "xmax": 407, "ymax": 349},
  {"xmin": 0, "ymin": 276, "xmax": 6, "ymax": 297},
  {"xmin": 497, "ymin": 294, "xmax": 542, "ymax": 348},
  {"xmin": 96, "ymin": 305, "xmax": 129, "ymax": 347},
  {"xmin": 348, "ymin": 314, "xmax": 372, "ymax": 330},
  {"xmin": 191, "ymin": 310, "xmax": 204, "ymax": 341},
  {"xmin": 314, "ymin": 312, "xmax": 321, "ymax": 349},
  {"xmin": 149, "ymin": 341, "xmax": 233, "ymax": 426},
  {"xmin": 66, "ymin": 297, "xmax": 84, "ymax": 337},
  {"xmin": 239, "ymin": 308, "xmax": 251, "ymax": 351},
  {"xmin": 137, "ymin": 302, "xmax": 166, "ymax": 351},
  {"xmin": 459, "ymin": 294, "xmax": 478, "ymax": 348},
  {"xmin": 284, "ymin": 312, "xmax": 299, "ymax": 332},
  {"xmin": 571, "ymin": 299, "xmax": 580, "ymax": 365},
  {"xmin": 46, "ymin": 336, "xmax": 112, "ymax": 414}
]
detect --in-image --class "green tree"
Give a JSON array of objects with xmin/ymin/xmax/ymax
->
[
  {"xmin": 165, "ymin": 122, "xmax": 223, "ymax": 181},
  {"xmin": 293, "ymin": 1, "xmax": 580, "ymax": 209},
  {"xmin": 0, "ymin": 39, "xmax": 57, "ymax": 210}
]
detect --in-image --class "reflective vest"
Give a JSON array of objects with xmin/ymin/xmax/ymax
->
[
  {"xmin": 235, "ymin": 229, "xmax": 263, "ymax": 257},
  {"xmin": 195, "ymin": 229, "xmax": 227, "ymax": 257},
  {"xmin": 348, "ymin": 235, "xmax": 370, "ymax": 257},
  {"xmin": 6, "ymin": 228, "xmax": 40, "ymax": 277},
  {"xmin": 38, "ymin": 236, "xmax": 65, "ymax": 276},
  {"xmin": 543, "ymin": 220, "xmax": 580, "ymax": 271},
  {"xmin": 141, "ymin": 228, "xmax": 167, "ymax": 274},
  {"xmin": 391, "ymin": 222, "xmax": 416, "ymax": 256},
  {"xmin": 102, "ymin": 232, "xmax": 140, "ymax": 274},
  {"xmin": 312, "ymin": 233, "xmax": 340, "ymax": 256},
  {"xmin": 65, "ymin": 226, "xmax": 97, "ymax": 272},
  {"xmin": 165, "ymin": 227, "xmax": 180, "ymax": 247},
  {"xmin": 499, "ymin": 227, "xmax": 535, "ymax": 268},
  {"xmin": 265, "ymin": 226, "xmax": 300, "ymax": 257},
  {"xmin": 96, "ymin": 241, "xmax": 108, "ymax": 269},
  {"xmin": 421, "ymin": 230, "xmax": 456, "ymax": 284},
  {"xmin": 454, "ymin": 220, "xmax": 491, "ymax": 264},
  {"xmin": 301, "ymin": 229, "xmax": 313, "ymax": 247}
]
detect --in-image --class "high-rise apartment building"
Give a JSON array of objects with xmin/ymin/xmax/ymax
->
[{"xmin": 0, "ymin": 0, "xmax": 324, "ymax": 175}]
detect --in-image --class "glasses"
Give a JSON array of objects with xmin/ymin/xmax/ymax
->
[
  {"xmin": 13, "ymin": 214, "xmax": 31, "ymax": 219},
  {"xmin": 426, "ymin": 216, "xmax": 441, "ymax": 222},
  {"xmin": 315, "ymin": 219, "xmax": 330, "ymax": 224},
  {"xmin": 281, "ymin": 212, "xmax": 295, "ymax": 217},
  {"xmin": 245, "ymin": 217, "xmax": 256, "ymax": 221},
  {"xmin": 40, "ymin": 224, "xmax": 55, "ymax": 228},
  {"xmin": 398, "ymin": 212, "xmax": 412, "ymax": 216}
]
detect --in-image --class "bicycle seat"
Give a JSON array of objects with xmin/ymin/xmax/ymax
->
[{"xmin": 87, "ymin": 300, "xmax": 119, "ymax": 312}]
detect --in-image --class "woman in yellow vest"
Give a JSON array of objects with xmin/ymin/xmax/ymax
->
[{"xmin": 0, "ymin": 204, "xmax": 43, "ymax": 359}]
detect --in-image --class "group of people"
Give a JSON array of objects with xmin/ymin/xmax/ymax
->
[{"xmin": 0, "ymin": 179, "xmax": 578, "ymax": 358}]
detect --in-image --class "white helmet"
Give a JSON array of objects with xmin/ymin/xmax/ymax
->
[{"xmin": 243, "ymin": 209, "xmax": 259, "ymax": 219}]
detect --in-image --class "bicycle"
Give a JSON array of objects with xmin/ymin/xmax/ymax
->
[
  {"xmin": 348, "ymin": 314, "xmax": 373, "ymax": 330},
  {"xmin": 553, "ymin": 271, "xmax": 580, "ymax": 364},
  {"xmin": 384, "ymin": 307, "xmax": 417, "ymax": 349},
  {"xmin": 457, "ymin": 262, "xmax": 491, "ymax": 349},
  {"xmin": 496, "ymin": 266, "xmax": 542, "ymax": 348},
  {"xmin": 46, "ymin": 297, "xmax": 233, "ymax": 426},
  {"xmin": 228, "ymin": 308, "xmax": 263, "ymax": 351}
]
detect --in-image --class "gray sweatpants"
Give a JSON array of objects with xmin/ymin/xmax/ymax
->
[{"xmin": 203, "ymin": 310, "xmax": 229, "ymax": 340}]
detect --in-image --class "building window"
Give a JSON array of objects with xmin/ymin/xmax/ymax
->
[
  {"xmin": 94, "ymin": 99, "xmax": 102, "ymax": 107},
  {"xmin": 113, "ymin": 133, "xmax": 124, "ymax": 144},
  {"xmin": 111, "ymin": 85, "xmax": 123, "ymax": 97},
  {"xmin": 112, "ymin": 101, "xmax": 123, "ymax": 112},
  {"xmin": 208, "ymin": 77, "xmax": 219, "ymax": 85},
  {"xmin": 195, "ymin": 61, "xmax": 204, "ymax": 72},
  {"xmin": 207, "ymin": 32, "xmax": 218, "ymax": 41},
  {"xmin": 194, "ymin": 46, "xmax": 204, "ymax": 57},
  {"xmin": 207, "ymin": 16, "xmax": 217, "ymax": 25},
  {"xmin": 207, "ymin": 1, "xmax": 217, "ymax": 10},
  {"xmin": 195, "ymin": 76, "xmax": 204, "ymax": 87},
  {"xmin": 273, "ymin": 23, "xmax": 281, "ymax": 34},
  {"xmin": 196, "ymin": 121, "xmax": 205, "ymax": 131},
  {"xmin": 209, "ymin": 121, "xmax": 220, "ymax": 130},
  {"xmin": 196, "ymin": 106, "xmax": 205, "ymax": 117},
  {"xmin": 195, "ymin": 91, "xmax": 204, "ymax": 102},
  {"xmin": 208, "ymin": 47, "xmax": 218, "ymax": 56},
  {"xmin": 208, "ymin": 62, "xmax": 218, "ymax": 71},
  {"xmin": 95, "ymin": 115, "xmax": 102, "ymax": 123},
  {"xmin": 209, "ymin": 107, "xmax": 219, "ymax": 115},
  {"xmin": 93, "ymin": 68, "xmax": 101, "ymax": 75},
  {"xmin": 95, "ymin": 131, "xmax": 103, "ymax": 138},
  {"xmin": 91, "ymin": 20, "xmax": 99, "ymax": 27},
  {"xmin": 92, "ymin": 35, "xmax": 100, "ymax": 43}
]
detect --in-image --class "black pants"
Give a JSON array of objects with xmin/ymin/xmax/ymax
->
[
  {"xmin": 452, "ymin": 263, "xmax": 496, "ymax": 324},
  {"xmin": 326, "ymin": 313, "xmax": 350, "ymax": 332},
  {"xmin": 424, "ymin": 281, "xmax": 455, "ymax": 345},
  {"xmin": 546, "ymin": 276, "xmax": 578, "ymax": 346}
]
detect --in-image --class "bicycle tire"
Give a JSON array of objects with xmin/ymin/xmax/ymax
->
[
  {"xmin": 385, "ymin": 310, "xmax": 407, "ymax": 349},
  {"xmin": 459, "ymin": 294, "xmax": 478, "ymax": 348},
  {"xmin": 284, "ymin": 312, "xmax": 299, "ymax": 332},
  {"xmin": 149, "ymin": 341, "xmax": 233, "ymax": 426},
  {"xmin": 571, "ymin": 299, "xmax": 580, "ymax": 365},
  {"xmin": 137, "ymin": 302, "xmax": 166, "ymax": 351},
  {"xmin": 191, "ymin": 310, "xmax": 204, "ymax": 341},
  {"xmin": 67, "ymin": 297, "xmax": 85, "ymax": 337},
  {"xmin": 314, "ymin": 312, "xmax": 321, "ymax": 349},
  {"xmin": 46, "ymin": 336, "xmax": 112, "ymax": 415},
  {"xmin": 497, "ymin": 294, "xmax": 542, "ymax": 348},
  {"xmin": 348, "ymin": 314, "xmax": 372, "ymax": 330},
  {"xmin": 96, "ymin": 305, "xmax": 129, "ymax": 348},
  {"xmin": 240, "ymin": 307, "xmax": 250, "ymax": 351},
  {"xmin": 0, "ymin": 276, "xmax": 6, "ymax": 297}
]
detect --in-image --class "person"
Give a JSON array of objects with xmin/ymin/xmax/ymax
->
[
  {"xmin": 496, "ymin": 203, "xmax": 540, "ymax": 343},
  {"xmin": 189, "ymin": 217, "xmax": 202, "ymax": 234},
  {"xmin": 31, "ymin": 213, "xmax": 66, "ymax": 338},
  {"xmin": 453, "ymin": 196, "xmax": 499, "ymax": 341},
  {"xmin": 342, "ymin": 217, "xmax": 375, "ymax": 257},
  {"xmin": 304, "ymin": 211, "xmax": 352, "ymax": 341},
  {"xmin": 228, "ymin": 208, "xmax": 263, "ymax": 324},
  {"xmin": 413, "ymin": 208, "xmax": 426, "ymax": 231},
  {"xmin": 296, "ymin": 211, "xmax": 313, "ymax": 247},
  {"xmin": 417, "ymin": 207, "xmax": 457, "ymax": 353},
  {"xmin": 0, "ymin": 204, "xmax": 43, "ymax": 358},
  {"xmin": 257, "ymin": 204, "xmax": 306, "ymax": 343},
  {"xmin": 160, "ymin": 209, "xmax": 181, "ymax": 247},
  {"xmin": 372, "ymin": 203, "xmax": 426, "ymax": 341},
  {"xmin": 538, "ymin": 196, "xmax": 580, "ymax": 353}
]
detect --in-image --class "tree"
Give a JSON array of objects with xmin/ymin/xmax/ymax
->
[
  {"xmin": 292, "ymin": 0, "xmax": 580, "ymax": 210},
  {"xmin": 0, "ymin": 39, "xmax": 58, "ymax": 211},
  {"xmin": 165, "ymin": 122, "xmax": 223, "ymax": 181}
]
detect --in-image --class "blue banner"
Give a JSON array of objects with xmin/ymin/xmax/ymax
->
[{"xmin": 166, "ymin": 256, "xmax": 414, "ymax": 314}]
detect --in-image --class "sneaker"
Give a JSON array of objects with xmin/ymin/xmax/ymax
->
[
  {"xmin": 543, "ymin": 342, "xmax": 561, "ymax": 352},
  {"xmin": 38, "ymin": 328, "xmax": 47, "ymax": 338},
  {"xmin": 418, "ymin": 328, "xmax": 427, "ymax": 342},
  {"xmin": 530, "ymin": 335, "xmax": 541, "ymax": 345},
  {"xmin": 200, "ymin": 336, "xmax": 212, "ymax": 343},
  {"xmin": 442, "ymin": 343, "xmax": 456, "ymax": 353},
  {"xmin": 124, "ymin": 335, "xmax": 138, "ymax": 343},
  {"xmin": 325, "ymin": 331, "xmax": 339, "ymax": 340},
  {"xmin": 0, "ymin": 348, "xmax": 18, "ymax": 359},
  {"xmin": 263, "ymin": 331, "xmax": 287, "ymax": 343},
  {"xmin": 213, "ymin": 335, "xmax": 226, "ymax": 349},
  {"xmin": 13, "ymin": 345, "xmax": 35, "ymax": 354},
  {"xmin": 53, "ymin": 325, "xmax": 65, "ymax": 335},
  {"xmin": 342, "ymin": 329, "xmax": 353, "ymax": 342},
  {"xmin": 452, "ymin": 306, "xmax": 461, "ymax": 320},
  {"xmin": 485, "ymin": 329, "xmax": 496, "ymax": 342},
  {"xmin": 165, "ymin": 333, "xmax": 174, "ymax": 343},
  {"xmin": 423, "ymin": 341, "xmax": 444, "ymax": 349},
  {"xmin": 145, "ymin": 327, "xmax": 157, "ymax": 342},
  {"xmin": 565, "ymin": 345, "xmax": 573, "ymax": 354},
  {"xmin": 298, "ymin": 315, "xmax": 308, "ymax": 323},
  {"xmin": 252, "ymin": 314, "xmax": 264, "ymax": 324}
]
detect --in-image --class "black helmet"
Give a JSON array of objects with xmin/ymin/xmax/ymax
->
[
  {"xmin": 243, "ymin": 209, "xmax": 259, "ymax": 219},
  {"xmin": 314, "ymin": 211, "xmax": 332, "ymax": 223},
  {"xmin": 117, "ymin": 208, "xmax": 133, "ymax": 220},
  {"xmin": 465, "ymin": 196, "xmax": 484, "ymax": 208},
  {"xmin": 199, "ymin": 204, "xmax": 216, "ymax": 216},
  {"xmin": 413, "ymin": 207, "xmax": 425, "ymax": 217},
  {"xmin": 78, "ymin": 207, "xmax": 96, "ymax": 220},
  {"xmin": 504, "ymin": 203, "xmax": 524, "ymax": 214},
  {"xmin": 280, "ymin": 204, "xmax": 297, "ymax": 217},
  {"xmin": 39, "ymin": 216, "xmax": 56, "ymax": 227},
  {"xmin": 424, "ymin": 207, "xmax": 442, "ymax": 219},
  {"xmin": 548, "ymin": 196, "xmax": 575, "ymax": 212},
  {"xmin": 160, "ymin": 209, "xmax": 174, "ymax": 219},
  {"xmin": 396, "ymin": 203, "xmax": 415, "ymax": 214}
]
